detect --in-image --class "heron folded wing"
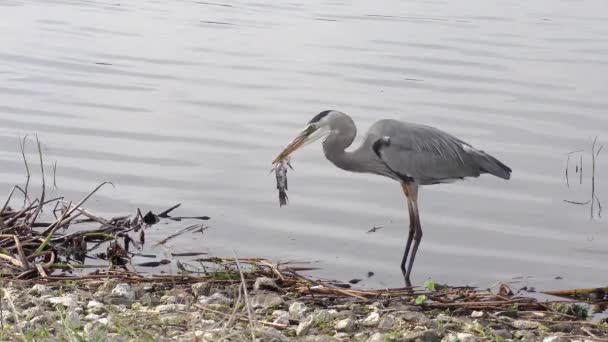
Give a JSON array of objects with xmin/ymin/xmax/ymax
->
[{"xmin": 370, "ymin": 122, "xmax": 480, "ymax": 184}]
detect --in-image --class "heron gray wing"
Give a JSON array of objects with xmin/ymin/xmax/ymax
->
[{"xmin": 367, "ymin": 119, "xmax": 482, "ymax": 184}]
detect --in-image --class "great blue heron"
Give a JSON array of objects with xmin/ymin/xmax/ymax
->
[{"xmin": 272, "ymin": 110, "xmax": 512, "ymax": 285}]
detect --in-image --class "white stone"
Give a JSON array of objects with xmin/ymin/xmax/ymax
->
[
  {"xmin": 335, "ymin": 317, "xmax": 356, "ymax": 332},
  {"xmin": 360, "ymin": 311, "xmax": 380, "ymax": 327},
  {"xmin": 87, "ymin": 300, "xmax": 105, "ymax": 309},
  {"xmin": 111, "ymin": 283, "xmax": 135, "ymax": 300},
  {"xmin": 470, "ymin": 310, "xmax": 484, "ymax": 318},
  {"xmin": 441, "ymin": 333, "xmax": 459, "ymax": 342},
  {"xmin": 366, "ymin": 332, "xmax": 386, "ymax": 342},
  {"xmin": 156, "ymin": 304, "xmax": 187, "ymax": 313},
  {"xmin": 46, "ymin": 295, "xmax": 78, "ymax": 308},
  {"xmin": 289, "ymin": 301, "xmax": 308, "ymax": 319},
  {"xmin": 456, "ymin": 332, "xmax": 478, "ymax": 342},
  {"xmin": 512, "ymin": 319, "xmax": 541, "ymax": 329},
  {"xmin": 296, "ymin": 314, "xmax": 314, "ymax": 336}
]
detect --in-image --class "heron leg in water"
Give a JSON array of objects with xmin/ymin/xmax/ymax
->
[
  {"xmin": 400, "ymin": 183, "xmax": 416, "ymax": 285},
  {"xmin": 400, "ymin": 182, "xmax": 422, "ymax": 285},
  {"xmin": 405, "ymin": 183, "xmax": 422, "ymax": 283}
]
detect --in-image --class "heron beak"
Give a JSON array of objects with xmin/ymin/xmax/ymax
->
[{"xmin": 272, "ymin": 125, "xmax": 317, "ymax": 164}]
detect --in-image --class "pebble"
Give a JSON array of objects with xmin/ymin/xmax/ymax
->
[
  {"xmin": 377, "ymin": 314, "xmax": 396, "ymax": 331},
  {"xmin": 191, "ymin": 282, "xmax": 210, "ymax": 297},
  {"xmin": 199, "ymin": 292, "xmax": 232, "ymax": 306},
  {"xmin": 251, "ymin": 291, "xmax": 284, "ymax": 309},
  {"xmin": 30, "ymin": 315, "xmax": 48, "ymax": 326},
  {"xmin": 401, "ymin": 311, "xmax": 427, "ymax": 322},
  {"xmin": 493, "ymin": 329, "xmax": 513, "ymax": 340},
  {"xmin": 470, "ymin": 310, "xmax": 484, "ymax": 318},
  {"xmin": 258, "ymin": 327, "xmax": 288, "ymax": 342},
  {"xmin": 111, "ymin": 283, "xmax": 135, "ymax": 300},
  {"xmin": 84, "ymin": 322, "xmax": 108, "ymax": 341},
  {"xmin": 353, "ymin": 332, "xmax": 369, "ymax": 342},
  {"xmin": 271, "ymin": 310, "xmax": 290, "ymax": 325},
  {"xmin": 46, "ymin": 295, "xmax": 78, "ymax": 308},
  {"xmin": 403, "ymin": 329, "xmax": 441, "ymax": 342},
  {"xmin": 333, "ymin": 332, "xmax": 350, "ymax": 339},
  {"xmin": 512, "ymin": 319, "xmax": 541, "ymax": 329},
  {"xmin": 314, "ymin": 310, "xmax": 334, "ymax": 324},
  {"xmin": 289, "ymin": 301, "xmax": 308, "ymax": 319},
  {"xmin": 156, "ymin": 304, "xmax": 187, "ymax": 313},
  {"xmin": 28, "ymin": 284, "xmax": 50, "ymax": 296},
  {"xmin": 335, "ymin": 317, "xmax": 356, "ymax": 332},
  {"xmin": 301, "ymin": 336, "xmax": 339, "ymax": 342},
  {"xmin": 254, "ymin": 277, "xmax": 280, "ymax": 292},
  {"xmin": 65, "ymin": 310, "xmax": 81, "ymax": 329},
  {"xmin": 367, "ymin": 332, "xmax": 386, "ymax": 342},
  {"xmin": 360, "ymin": 311, "xmax": 380, "ymax": 327},
  {"xmin": 441, "ymin": 334, "xmax": 459, "ymax": 342},
  {"xmin": 296, "ymin": 314, "xmax": 315, "ymax": 336},
  {"xmin": 456, "ymin": 332, "xmax": 477, "ymax": 342},
  {"xmin": 543, "ymin": 335, "xmax": 571, "ymax": 342}
]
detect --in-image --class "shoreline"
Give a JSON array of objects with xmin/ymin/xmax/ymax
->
[{"xmin": 1, "ymin": 260, "xmax": 606, "ymax": 342}]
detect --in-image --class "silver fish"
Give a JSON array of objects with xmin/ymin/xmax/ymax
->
[{"xmin": 271, "ymin": 157, "xmax": 293, "ymax": 206}]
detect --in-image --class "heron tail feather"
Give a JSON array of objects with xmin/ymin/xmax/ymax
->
[{"xmin": 474, "ymin": 151, "xmax": 512, "ymax": 180}]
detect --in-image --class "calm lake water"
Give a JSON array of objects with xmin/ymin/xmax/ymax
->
[{"xmin": 1, "ymin": 0, "xmax": 607, "ymax": 291}]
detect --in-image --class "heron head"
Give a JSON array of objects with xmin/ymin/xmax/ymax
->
[{"xmin": 271, "ymin": 110, "xmax": 336, "ymax": 164}]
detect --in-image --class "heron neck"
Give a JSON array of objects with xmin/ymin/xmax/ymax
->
[{"xmin": 322, "ymin": 131, "xmax": 360, "ymax": 172}]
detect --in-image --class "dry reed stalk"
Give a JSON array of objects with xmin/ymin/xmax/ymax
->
[{"xmin": 233, "ymin": 250, "xmax": 256, "ymax": 341}]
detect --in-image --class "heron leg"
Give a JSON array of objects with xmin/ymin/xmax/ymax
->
[
  {"xmin": 400, "ymin": 183, "xmax": 417, "ymax": 286},
  {"xmin": 405, "ymin": 183, "xmax": 422, "ymax": 283}
]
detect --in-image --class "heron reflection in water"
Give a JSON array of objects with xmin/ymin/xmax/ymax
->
[{"xmin": 272, "ymin": 110, "xmax": 511, "ymax": 285}]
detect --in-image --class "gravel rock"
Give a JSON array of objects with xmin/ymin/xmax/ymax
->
[
  {"xmin": 251, "ymin": 291, "xmax": 284, "ymax": 309},
  {"xmin": 367, "ymin": 332, "xmax": 386, "ymax": 342},
  {"xmin": 512, "ymin": 319, "xmax": 541, "ymax": 329},
  {"xmin": 353, "ymin": 332, "xmax": 369, "ymax": 342},
  {"xmin": 111, "ymin": 283, "xmax": 135, "ymax": 300},
  {"xmin": 258, "ymin": 327, "xmax": 288, "ymax": 342},
  {"xmin": 335, "ymin": 317, "xmax": 356, "ymax": 332},
  {"xmin": 289, "ymin": 301, "xmax": 308, "ymax": 319},
  {"xmin": 65, "ymin": 310, "xmax": 81, "ymax": 329},
  {"xmin": 314, "ymin": 310, "xmax": 334, "ymax": 324},
  {"xmin": 403, "ymin": 329, "xmax": 441, "ymax": 342},
  {"xmin": 28, "ymin": 284, "xmax": 50, "ymax": 296},
  {"xmin": 296, "ymin": 314, "xmax": 315, "ymax": 336},
  {"xmin": 156, "ymin": 304, "xmax": 187, "ymax": 313},
  {"xmin": 456, "ymin": 332, "xmax": 477, "ymax": 342},
  {"xmin": 514, "ymin": 330, "xmax": 537, "ymax": 340},
  {"xmin": 46, "ymin": 295, "xmax": 78, "ymax": 308},
  {"xmin": 360, "ymin": 311, "xmax": 380, "ymax": 327},
  {"xmin": 543, "ymin": 335, "xmax": 571, "ymax": 342},
  {"xmin": 493, "ymin": 329, "xmax": 513, "ymax": 340},
  {"xmin": 30, "ymin": 315, "xmax": 48, "ymax": 326},
  {"xmin": 191, "ymin": 282, "xmax": 210, "ymax": 297},
  {"xmin": 87, "ymin": 300, "xmax": 106, "ymax": 314},
  {"xmin": 254, "ymin": 277, "xmax": 280, "ymax": 292},
  {"xmin": 200, "ymin": 292, "xmax": 232, "ymax": 306},
  {"xmin": 441, "ymin": 333, "xmax": 459, "ymax": 342},
  {"xmin": 402, "ymin": 311, "xmax": 427, "ymax": 322},
  {"xmin": 301, "ymin": 336, "xmax": 339, "ymax": 342},
  {"xmin": 470, "ymin": 310, "xmax": 484, "ymax": 318},
  {"xmin": 84, "ymin": 321, "xmax": 108, "ymax": 341},
  {"xmin": 378, "ymin": 314, "xmax": 396, "ymax": 331},
  {"xmin": 333, "ymin": 332, "xmax": 350, "ymax": 339},
  {"xmin": 271, "ymin": 310, "xmax": 290, "ymax": 325}
]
